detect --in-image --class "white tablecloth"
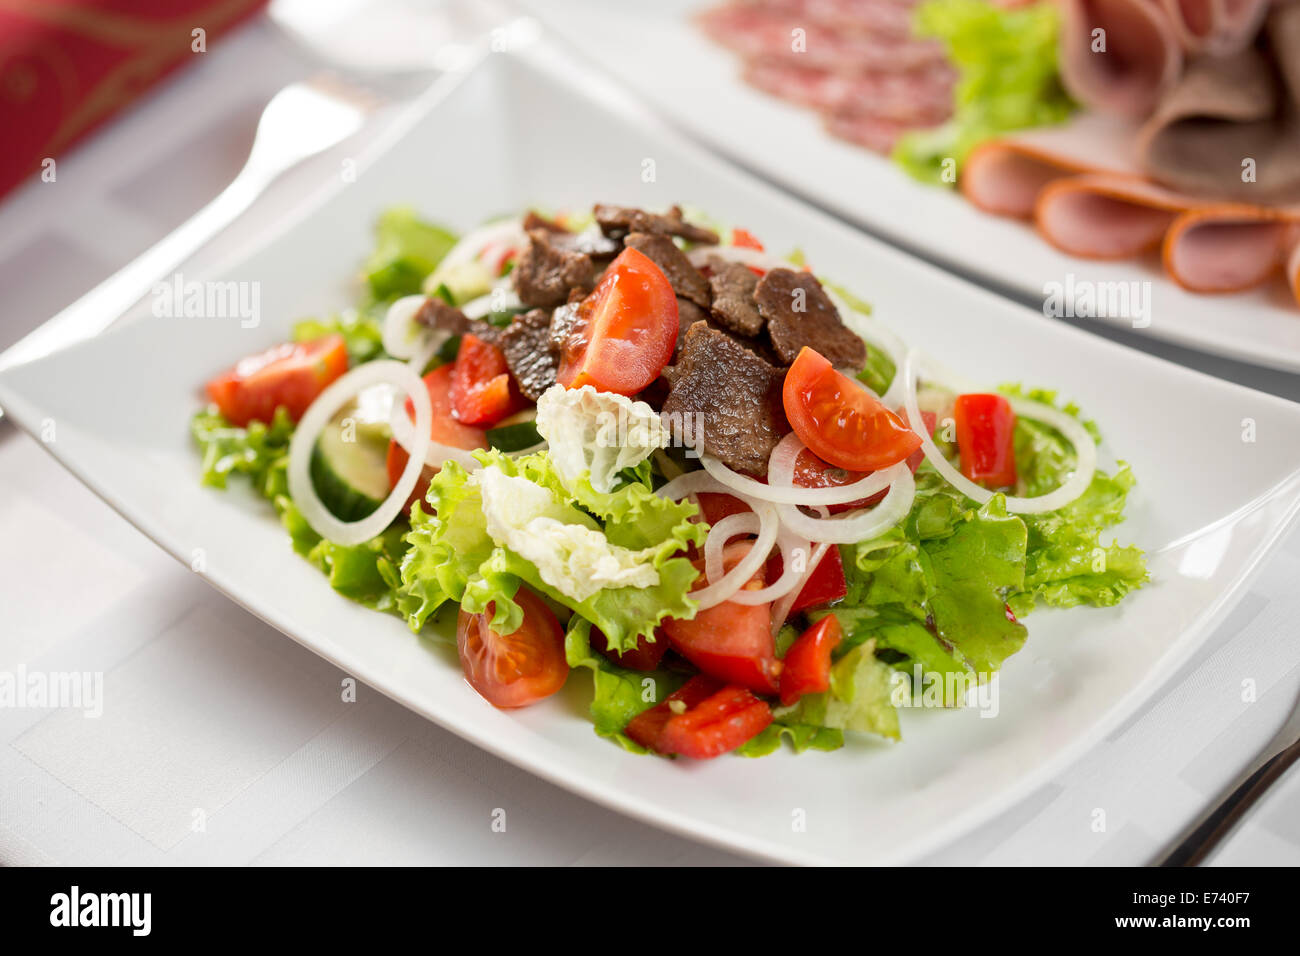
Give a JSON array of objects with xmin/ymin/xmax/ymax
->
[{"xmin": 1, "ymin": 8, "xmax": 1297, "ymax": 867}]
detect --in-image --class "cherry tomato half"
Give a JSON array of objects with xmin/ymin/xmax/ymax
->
[
  {"xmin": 556, "ymin": 247, "xmax": 678, "ymax": 395},
  {"xmin": 456, "ymin": 588, "xmax": 568, "ymax": 708},
  {"xmin": 782, "ymin": 346, "xmax": 921, "ymax": 472}
]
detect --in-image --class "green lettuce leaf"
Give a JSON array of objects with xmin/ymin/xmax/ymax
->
[
  {"xmin": 292, "ymin": 311, "xmax": 386, "ymax": 366},
  {"xmin": 363, "ymin": 206, "xmax": 458, "ymax": 301},
  {"xmin": 191, "ymin": 406, "xmax": 293, "ymax": 498},
  {"xmin": 894, "ymin": 0, "xmax": 1075, "ymax": 185},
  {"xmin": 735, "ymin": 721, "xmax": 844, "ymax": 757},
  {"xmin": 775, "ymin": 641, "xmax": 902, "ymax": 741},
  {"xmin": 397, "ymin": 450, "xmax": 705, "ymax": 650},
  {"xmin": 564, "ymin": 617, "xmax": 682, "ymax": 752}
]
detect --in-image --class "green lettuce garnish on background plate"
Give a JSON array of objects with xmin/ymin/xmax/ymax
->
[{"xmin": 894, "ymin": 0, "xmax": 1075, "ymax": 185}]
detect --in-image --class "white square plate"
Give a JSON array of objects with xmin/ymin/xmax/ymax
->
[
  {"xmin": 3, "ymin": 39, "xmax": 1300, "ymax": 865},
  {"xmin": 517, "ymin": 0, "xmax": 1300, "ymax": 374}
]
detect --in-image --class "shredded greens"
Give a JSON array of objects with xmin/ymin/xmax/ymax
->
[{"xmin": 894, "ymin": 0, "xmax": 1075, "ymax": 185}]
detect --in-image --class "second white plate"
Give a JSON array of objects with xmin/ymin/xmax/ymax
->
[{"xmin": 516, "ymin": 0, "xmax": 1300, "ymax": 373}]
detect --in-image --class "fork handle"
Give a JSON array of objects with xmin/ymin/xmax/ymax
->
[
  {"xmin": 1159, "ymin": 734, "xmax": 1300, "ymax": 866},
  {"xmin": 0, "ymin": 168, "xmax": 268, "ymax": 384}
]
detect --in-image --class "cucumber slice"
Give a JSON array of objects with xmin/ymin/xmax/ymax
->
[
  {"xmin": 311, "ymin": 404, "xmax": 393, "ymax": 521},
  {"xmin": 424, "ymin": 259, "xmax": 493, "ymax": 305},
  {"xmin": 487, "ymin": 419, "xmax": 543, "ymax": 453}
]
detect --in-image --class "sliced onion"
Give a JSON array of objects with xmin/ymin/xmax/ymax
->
[
  {"xmin": 775, "ymin": 463, "xmax": 915, "ymax": 544},
  {"xmin": 703, "ymin": 512, "xmax": 760, "ymax": 585},
  {"xmin": 656, "ymin": 469, "xmax": 732, "ymax": 504},
  {"xmin": 288, "ymin": 361, "xmax": 431, "ymax": 546},
  {"xmin": 769, "ymin": 541, "xmax": 830, "ymax": 634},
  {"xmin": 900, "ymin": 349, "xmax": 1097, "ymax": 514},
  {"xmin": 703, "ymin": 453, "xmax": 893, "ymax": 507},
  {"xmin": 460, "ymin": 286, "xmax": 521, "ymax": 320},
  {"xmin": 435, "ymin": 219, "xmax": 526, "ymax": 275},
  {"xmin": 691, "ymin": 501, "xmax": 779, "ymax": 610},
  {"xmin": 382, "ymin": 294, "xmax": 430, "ymax": 360},
  {"xmin": 730, "ymin": 527, "xmax": 809, "ymax": 606},
  {"xmin": 388, "ymin": 399, "xmax": 482, "ymax": 471}
]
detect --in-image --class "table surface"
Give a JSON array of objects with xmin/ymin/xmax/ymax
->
[{"xmin": 1, "ymin": 6, "xmax": 1298, "ymax": 867}]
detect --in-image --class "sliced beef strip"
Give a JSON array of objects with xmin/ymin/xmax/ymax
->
[
  {"xmin": 754, "ymin": 268, "xmax": 867, "ymax": 370},
  {"xmin": 706, "ymin": 256, "xmax": 763, "ymax": 337},
  {"xmin": 547, "ymin": 292, "xmax": 586, "ymax": 353},
  {"xmin": 413, "ymin": 297, "xmax": 502, "ymax": 347},
  {"xmin": 593, "ymin": 203, "xmax": 719, "ymax": 245},
  {"xmin": 500, "ymin": 308, "xmax": 560, "ymax": 401},
  {"xmin": 674, "ymin": 297, "xmax": 711, "ymax": 354},
  {"xmin": 512, "ymin": 229, "xmax": 596, "ymax": 308},
  {"xmin": 623, "ymin": 232, "xmax": 711, "ymax": 308},
  {"xmin": 661, "ymin": 322, "xmax": 789, "ymax": 477},
  {"xmin": 523, "ymin": 210, "xmax": 620, "ymax": 260}
]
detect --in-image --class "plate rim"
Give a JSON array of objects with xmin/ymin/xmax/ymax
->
[{"xmin": 4, "ymin": 37, "xmax": 1300, "ymax": 866}]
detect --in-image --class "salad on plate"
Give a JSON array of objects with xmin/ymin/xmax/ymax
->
[{"xmin": 193, "ymin": 202, "xmax": 1148, "ymax": 759}]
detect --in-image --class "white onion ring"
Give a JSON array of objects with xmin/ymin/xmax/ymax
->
[
  {"xmin": 703, "ymin": 512, "xmax": 760, "ymax": 585},
  {"xmin": 769, "ymin": 540, "xmax": 830, "ymax": 634},
  {"xmin": 900, "ymin": 349, "xmax": 1097, "ymax": 514},
  {"xmin": 730, "ymin": 527, "xmax": 809, "ymax": 606},
  {"xmin": 691, "ymin": 501, "xmax": 780, "ymax": 610},
  {"xmin": 703, "ymin": 452, "xmax": 893, "ymax": 507},
  {"xmin": 775, "ymin": 463, "xmax": 915, "ymax": 544},
  {"xmin": 382, "ymin": 294, "xmax": 430, "ymax": 360},
  {"xmin": 434, "ymin": 219, "xmax": 526, "ymax": 275},
  {"xmin": 288, "ymin": 361, "xmax": 431, "ymax": 546},
  {"xmin": 460, "ymin": 287, "xmax": 522, "ymax": 320},
  {"xmin": 388, "ymin": 399, "xmax": 482, "ymax": 471}
]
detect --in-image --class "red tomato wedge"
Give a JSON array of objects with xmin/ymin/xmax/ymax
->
[
  {"xmin": 953, "ymin": 393, "xmax": 1018, "ymax": 488},
  {"xmin": 590, "ymin": 626, "xmax": 669, "ymax": 672},
  {"xmin": 730, "ymin": 227, "xmax": 765, "ymax": 251},
  {"xmin": 205, "ymin": 334, "xmax": 348, "ymax": 427},
  {"xmin": 386, "ymin": 363, "xmax": 489, "ymax": 512},
  {"xmin": 662, "ymin": 543, "xmax": 781, "ymax": 695},
  {"xmin": 625, "ymin": 675, "xmax": 773, "ymax": 759},
  {"xmin": 450, "ymin": 333, "xmax": 524, "ymax": 427},
  {"xmin": 782, "ymin": 347, "xmax": 921, "ymax": 472},
  {"xmin": 456, "ymin": 588, "xmax": 568, "ymax": 708},
  {"xmin": 788, "ymin": 410, "xmax": 935, "ymax": 514},
  {"xmin": 779, "ymin": 615, "xmax": 843, "ymax": 707},
  {"xmin": 556, "ymin": 247, "xmax": 678, "ymax": 395}
]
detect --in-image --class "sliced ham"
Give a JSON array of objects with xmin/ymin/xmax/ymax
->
[
  {"xmin": 823, "ymin": 110, "xmax": 931, "ymax": 153},
  {"xmin": 1033, "ymin": 172, "xmax": 1300, "ymax": 292},
  {"xmin": 1158, "ymin": 0, "xmax": 1273, "ymax": 54},
  {"xmin": 1288, "ymin": 235, "xmax": 1300, "ymax": 306},
  {"xmin": 1034, "ymin": 175, "xmax": 1187, "ymax": 258},
  {"xmin": 1162, "ymin": 208, "xmax": 1300, "ymax": 293},
  {"xmin": 1057, "ymin": 0, "xmax": 1184, "ymax": 118},
  {"xmin": 959, "ymin": 113, "xmax": 1142, "ymax": 218},
  {"xmin": 1137, "ymin": 2, "xmax": 1300, "ymax": 204}
]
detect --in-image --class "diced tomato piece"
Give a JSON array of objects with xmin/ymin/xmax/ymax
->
[
  {"xmin": 386, "ymin": 363, "xmax": 488, "ymax": 512},
  {"xmin": 590, "ymin": 626, "xmax": 669, "ymax": 672},
  {"xmin": 768, "ymin": 543, "xmax": 847, "ymax": 614},
  {"xmin": 556, "ymin": 247, "xmax": 678, "ymax": 395},
  {"xmin": 778, "ymin": 616, "xmax": 843, "ymax": 707},
  {"xmin": 694, "ymin": 492, "xmax": 751, "ymax": 526},
  {"xmin": 456, "ymin": 588, "xmax": 568, "ymax": 708},
  {"xmin": 450, "ymin": 334, "xmax": 524, "ymax": 427},
  {"xmin": 662, "ymin": 543, "xmax": 781, "ymax": 695},
  {"xmin": 783, "ymin": 347, "xmax": 921, "ymax": 472},
  {"xmin": 953, "ymin": 393, "xmax": 1017, "ymax": 488},
  {"xmin": 205, "ymin": 334, "xmax": 348, "ymax": 427},
  {"xmin": 730, "ymin": 227, "xmax": 764, "ymax": 251},
  {"xmin": 626, "ymin": 675, "xmax": 772, "ymax": 759}
]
